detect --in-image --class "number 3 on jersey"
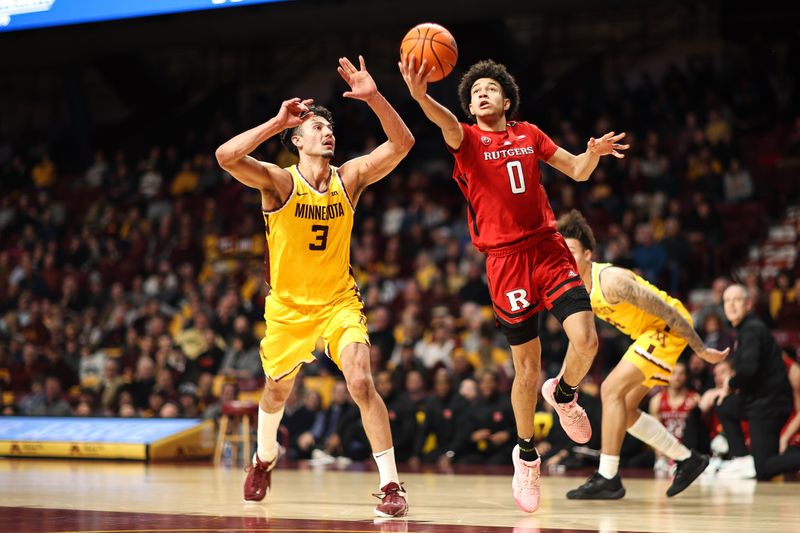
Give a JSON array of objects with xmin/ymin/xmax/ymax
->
[
  {"xmin": 309, "ymin": 224, "xmax": 328, "ymax": 251},
  {"xmin": 506, "ymin": 161, "xmax": 526, "ymax": 194}
]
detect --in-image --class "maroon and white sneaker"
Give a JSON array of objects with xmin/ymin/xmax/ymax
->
[
  {"xmin": 243, "ymin": 452, "xmax": 278, "ymax": 502},
  {"xmin": 373, "ymin": 482, "xmax": 408, "ymax": 518},
  {"xmin": 511, "ymin": 444, "xmax": 541, "ymax": 513},
  {"xmin": 542, "ymin": 378, "xmax": 592, "ymax": 444}
]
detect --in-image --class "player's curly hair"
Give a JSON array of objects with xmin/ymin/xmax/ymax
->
[
  {"xmin": 458, "ymin": 59, "xmax": 520, "ymax": 121},
  {"xmin": 557, "ymin": 209, "xmax": 597, "ymax": 251},
  {"xmin": 279, "ymin": 105, "xmax": 334, "ymax": 156}
]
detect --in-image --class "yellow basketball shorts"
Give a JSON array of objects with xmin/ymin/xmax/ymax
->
[
  {"xmin": 622, "ymin": 328, "xmax": 688, "ymax": 388},
  {"xmin": 259, "ymin": 293, "xmax": 370, "ymax": 381}
]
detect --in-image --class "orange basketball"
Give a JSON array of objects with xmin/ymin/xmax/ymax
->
[{"xmin": 400, "ymin": 23, "xmax": 458, "ymax": 82}]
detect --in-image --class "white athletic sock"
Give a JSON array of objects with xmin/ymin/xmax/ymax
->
[
  {"xmin": 598, "ymin": 454, "xmax": 620, "ymax": 479},
  {"xmin": 372, "ymin": 447, "xmax": 400, "ymax": 489},
  {"xmin": 256, "ymin": 406, "xmax": 284, "ymax": 464},
  {"xmin": 627, "ymin": 412, "xmax": 691, "ymax": 461}
]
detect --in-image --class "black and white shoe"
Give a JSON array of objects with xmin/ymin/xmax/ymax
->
[{"xmin": 566, "ymin": 472, "xmax": 626, "ymax": 500}]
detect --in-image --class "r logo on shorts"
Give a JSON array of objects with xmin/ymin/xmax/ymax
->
[{"xmin": 506, "ymin": 289, "xmax": 531, "ymax": 311}]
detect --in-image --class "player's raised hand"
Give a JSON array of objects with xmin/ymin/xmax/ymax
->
[
  {"xmin": 398, "ymin": 52, "xmax": 435, "ymax": 102},
  {"xmin": 587, "ymin": 131, "xmax": 629, "ymax": 158},
  {"xmin": 338, "ymin": 55, "xmax": 378, "ymax": 101},
  {"xmin": 276, "ymin": 97, "xmax": 314, "ymax": 129}
]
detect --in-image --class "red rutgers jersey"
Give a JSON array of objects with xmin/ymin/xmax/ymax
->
[
  {"xmin": 449, "ymin": 121, "xmax": 560, "ymax": 252},
  {"xmin": 657, "ymin": 390, "xmax": 699, "ymax": 442}
]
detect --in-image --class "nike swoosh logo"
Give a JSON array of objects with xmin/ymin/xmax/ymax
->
[{"xmin": 297, "ymin": 191, "xmax": 308, "ymax": 196}]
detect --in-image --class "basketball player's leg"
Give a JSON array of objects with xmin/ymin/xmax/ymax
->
[
  {"xmin": 339, "ymin": 341, "xmax": 392, "ymax": 453},
  {"xmin": 541, "ymin": 289, "xmax": 596, "ymax": 444},
  {"xmin": 326, "ymin": 299, "xmax": 407, "ymax": 517},
  {"xmin": 245, "ymin": 298, "xmax": 319, "ymax": 501},
  {"xmin": 256, "ymin": 375, "xmax": 296, "ymax": 462},
  {"xmin": 565, "ymin": 358, "xmax": 642, "ymax": 500},
  {"xmin": 509, "ymin": 336, "xmax": 542, "ymax": 444},
  {"xmin": 538, "ymin": 232, "xmax": 597, "ymax": 407},
  {"xmin": 560, "ymin": 308, "xmax": 599, "ymax": 387},
  {"xmin": 485, "ymin": 247, "xmax": 543, "ymax": 452}
]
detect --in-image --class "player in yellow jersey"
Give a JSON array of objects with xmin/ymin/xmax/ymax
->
[
  {"xmin": 556, "ymin": 210, "xmax": 728, "ymax": 500},
  {"xmin": 215, "ymin": 55, "xmax": 414, "ymax": 517}
]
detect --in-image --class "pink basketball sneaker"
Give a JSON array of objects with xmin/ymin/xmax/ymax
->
[
  {"xmin": 511, "ymin": 445, "xmax": 541, "ymax": 513},
  {"xmin": 542, "ymin": 378, "xmax": 592, "ymax": 444}
]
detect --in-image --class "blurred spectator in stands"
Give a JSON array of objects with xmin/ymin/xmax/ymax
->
[
  {"xmin": 177, "ymin": 383, "xmax": 200, "ymax": 418},
  {"xmin": 661, "ymin": 217, "xmax": 691, "ymax": 296},
  {"xmin": 632, "ymin": 222, "xmax": 666, "ymax": 284},
  {"xmin": 694, "ymin": 277, "xmax": 730, "ymax": 327},
  {"xmin": 774, "ymin": 276, "xmax": 800, "ymax": 330},
  {"xmin": 404, "ymin": 369, "xmax": 428, "ymax": 411},
  {"xmin": 375, "ymin": 370, "xmax": 415, "ymax": 462},
  {"xmin": 389, "ymin": 341, "xmax": 426, "ymax": 391},
  {"xmin": 458, "ymin": 261, "xmax": 491, "ymax": 306},
  {"xmin": 744, "ymin": 271, "xmax": 772, "ymax": 325},
  {"xmin": 285, "ymin": 387, "xmax": 322, "ymax": 460},
  {"xmin": 159, "ymin": 401, "xmax": 181, "ymax": 418},
  {"xmin": 770, "ymin": 270, "xmax": 794, "ymax": 322},
  {"xmin": 29, "ymin": 375, "xmax": 72, "ymax": 416},
  {"xmin": 368, "ymin": 306, "xmax": 395, "ymax": 369},
  {"xmin": 85, "ymin": 151, "xmax": 108, "ymax": 188},
  {"xmin": 43, "ymin": 345, "xmax": 78, "ymax": 392},
  {"xmin": 411, "ymin": 368, "xmax": 466, "ymax": 468},
  {"xmin": 455, "ymin": 370, "xmax": 515, "ymax": 464},
  {"xmin": 415, "ymin": 308, "xmax": 456, "ymax": 370},
  {"xmin": 31, "ymin": 154, "xmax": 56, "ymax": 189},
  {"xmin": 723, "ymin": 159, "xmax": 754, "ymax": 203},
  {"xmin": 539, "ymin": 313, "xmax": 569, "ymax": 378},
  {"xmin": 130, "ymin": 356, "xmax": 156, "ymax": 409},
  {"xmin": 170, "ymin": 161, "xmax": 199, "ymax": 196},
  {"xmin": 78, "ymin": 345, "xmax": 106, "ymax": 389},
  {"xmin": 465, "ymin": 322, "xmax": 512, "ymax": 392},
  {"xmin": 701, "ymin": 312, "xmax": 734, "ymax": 352},
  {"xmin": 10, "ymin": 342, "xmax": 46, "ymax": 395},
  {"xmin": 219, "ymin": 335, "xmax": 260, "ymax": 379},
  {"xmin": 97, "ymin": 359, "xmax": 124, "ymax": 414}
]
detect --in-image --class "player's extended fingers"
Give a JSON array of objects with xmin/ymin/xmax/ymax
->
[
  {"xmin": 611, "ymin": 150, "xmax": 625, "ymax": 159},
  {"xmin": 338, "ymin": 56, "xmax": 356, "ymax": 73},
  {"xmin": 301, "ymin": 98, "xmax": 314, "ymax": 107},
  {"xmin": 611, "ymin": 132, "xmax": 626, "ymax": 141},
  {"xmin": 358, "ymin": 55, "xmax": 366, "ymax": 71},
  {"xmin": 611, "ymin": 143, "xmax": 630, "ymax": 150},
  {"xmin": 416, "ymin": 58, "xmax": 429, "ymax": 78},
  {"xmin": 336, "ymin": 66, "xmax": 350, "ymax": 83}
]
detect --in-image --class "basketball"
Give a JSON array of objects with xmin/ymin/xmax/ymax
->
[{"xmin": 400, "ymin": 23, "xmax": 458, "ymax": 82}]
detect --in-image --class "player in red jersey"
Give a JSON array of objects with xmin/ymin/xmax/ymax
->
[
  {"xmin": 649, "ymin": 361, "xmax": 701, "ymax": 472},
  {"xmin": 399, "ymin": 56, "xmax": 628, "ymax": 512}
]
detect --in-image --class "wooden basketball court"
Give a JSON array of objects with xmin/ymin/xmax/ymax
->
[{"xmin": 0, "ymin": 459, "xmax": 796, "ymax": 532}]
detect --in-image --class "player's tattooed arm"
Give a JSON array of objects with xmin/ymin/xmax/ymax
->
[{"xmin": 601, "ymin": 267, "xmax": 706, "ymax": 355}]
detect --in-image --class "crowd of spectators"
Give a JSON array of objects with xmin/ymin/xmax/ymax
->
[{"xmin": 1, "ymin": 44, "xmax": 799, "ymax": 471}]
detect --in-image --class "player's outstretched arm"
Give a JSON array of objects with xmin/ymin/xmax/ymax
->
[
  {"xmin": 215, "ymin": 98, "xmax": 312, "ymax": 192},
  {"xmin": 398, "ymin": 53, "xmax": 463, "ymax": 150},
  {"xmin": 601, "ymin": 266, "xmax": 729, "ymax": 364},
  {"xmin": 337, "ymin": 55, "xmax": 414, "ymax": 198},
  {"xmin": 546, "ymin": 131, "xmax": 629, "ymax": 182}
]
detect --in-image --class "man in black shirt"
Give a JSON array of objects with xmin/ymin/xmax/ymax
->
[{"xmin": 716, "ymin": 284, "xmax": 800, "ymax": 480}]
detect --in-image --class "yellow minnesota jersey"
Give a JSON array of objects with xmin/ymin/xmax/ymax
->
[
  {"xmin": 262, "ymin": 165, "xmax": 356, "ymax": 306},
  {"xmin": 589, "ymin": 262, "xmax": 691, "ymax": 339}
]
